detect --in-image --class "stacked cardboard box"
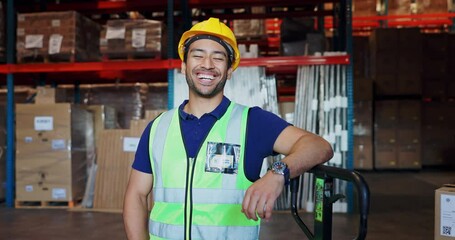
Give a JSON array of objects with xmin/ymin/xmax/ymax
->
[
  {"xmin": 93, "ymin": 129, "xmax": 134, "ymax": 211},
  {"xmin": 416, "ymin": 0, "xmax": 449, "ymax": 13},
  {"xmin": 80, "ymin": 84, "xmax": 148, "ymax": 129},
  {"xmin": 421, "ymin": 101, "xmax": 455, "ymax": 166},
  {"xmin": 16, "ymin": 11, "xmax": 101, "ymax": 63},
  {"xmin": 422, "ymin": 33, "xmax": 449, "ymax": 99},
  {"xmin": 388, "ymin": 0, "xmax": 413, "ymax": 15},
  {"xmin": 353, "ymin": 101, "xmax": 373, "ymax": 170},
  {"xmin": 93, "ymin": 109, "xmax": 163, "ymax": 210},
  {"xmin": 374, "ymin": 100, "xmax": 422, "ymax": 169},
  {"xmin": 233, "ymin": 19, "xmax": 266, "ymax": 40},
  {"xmin": 15, "ymin": 103, "xmax": 93, "ymax": 206},
  {"xmin": 353, "ymin": 0, "xmax": 377, "ymax": 16},
  {"xmin": 100, "ymin": 19, "xmax": 165, "ymax": 60},
  {"xmin": 370, "ymin": 28, "xmax": 422, "ymax": 96}
]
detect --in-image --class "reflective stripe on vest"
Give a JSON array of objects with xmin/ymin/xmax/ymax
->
[{"xmin": 148, "ymin": 103, "xmax": 260, "ymax": 240}]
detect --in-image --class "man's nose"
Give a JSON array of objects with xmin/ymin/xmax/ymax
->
[{"xmin": 202, "ymin": 57, "xmax": 214, "ymax": 69}]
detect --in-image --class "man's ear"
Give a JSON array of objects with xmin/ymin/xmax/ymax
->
[
  {"xmin": 227, "ymin": 67, "xmax": 234, "ymax": 80},
  {"xmin": 181, "ymin": 62, "xmax": 186, "ymax": 75}
]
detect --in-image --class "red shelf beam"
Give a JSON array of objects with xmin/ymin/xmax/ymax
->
[
  {"xmin": 326, "ymin": 12, "xmax": 455, "ymax": 29},
  {"xmin": 0, "ymin": 56, "xmax": 349, "ymax": 74},
  {"xmin": 240, "ymin": 55, "xmax": 350, "ymax": 67},
  {"xmin": 18, "ymin": 0, "xmax": 340, "ymax": 13}
]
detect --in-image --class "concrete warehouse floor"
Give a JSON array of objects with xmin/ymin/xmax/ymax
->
[{"xmin": 1, "ymin": 168, "xmax": 454, "ymax": 240}]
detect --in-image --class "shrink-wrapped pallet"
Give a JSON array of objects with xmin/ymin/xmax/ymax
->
[
  {"xmin": 100, "ymin": 19, "xmax": 165, "ymax": 60},
  {"xmin": 16, "ymin": 11, "xmax": 101, "ymax": 63},
  {"xmin": 15, "ymin": 103, "xmax": 94, "ymax": 207}
]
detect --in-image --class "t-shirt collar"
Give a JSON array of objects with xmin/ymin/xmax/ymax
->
[{"xmin": 178, "ymin": 96, "xmax": 231, "ymax": 120}]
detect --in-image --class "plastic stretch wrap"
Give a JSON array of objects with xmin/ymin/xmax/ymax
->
[{"xmin": 15, "ymin": 103, "xmax": 94, "ymax": 202}]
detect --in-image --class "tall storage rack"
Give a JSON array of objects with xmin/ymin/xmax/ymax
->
[{"xmin": 1, "ymin": 0, "xmax": 354, "ymax": 208}]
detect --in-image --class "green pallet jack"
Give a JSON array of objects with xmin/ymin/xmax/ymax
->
[{"xmin": 290, "ymin": 164, "xmax": 370, "ymax": 240}]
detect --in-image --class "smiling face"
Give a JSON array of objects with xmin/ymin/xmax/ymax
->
[{"xmin": 181, "ymin": 38, "xmax": 233, "ymax": 99}]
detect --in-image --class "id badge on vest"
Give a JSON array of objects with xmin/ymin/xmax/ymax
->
[{"xmin": 205, "ymin": 142, "xmax": 240, "ymax": 174}]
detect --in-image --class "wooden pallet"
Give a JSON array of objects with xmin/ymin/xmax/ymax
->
[{"xmin": 15, "ymin": 199, "xmax": 81, "ymax": 209}]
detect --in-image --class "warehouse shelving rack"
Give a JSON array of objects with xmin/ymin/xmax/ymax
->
[{"xmin": 1, "ymin": 0, "xmax": 355, "ymax": 211}]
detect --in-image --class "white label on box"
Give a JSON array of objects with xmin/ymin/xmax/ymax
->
[
  {"xmin": 132, "ymin": 28, "xmax": 147, "ymax": 48},
  {"xmin": 24, "ymin": 137, "xmax": 33, "ymax": 143},
  {"xmin": 106, "ymin": 26, "xmax": 126, "ymax": 39},
  {"xmin": 18, "ymin": 15, "xmax": 25, "ymax": 22},
  {"xmin": 51, "ymin": 139, "xmax": 66, "ymax": 150},
  {"xmin": 48, "ymin": 34, "xmax": 63, "ymax": 55},
  {"xmin": 25, "ymin": 35, "xmax": 44, "ymax": 49},
  {"xmin": 51, "ymin": 19, "xmax": 61, "ymax": 27},
  {"xmin": 34, "ymin": 116, "xmax": 53, "ymax": 131},
  {"xmin": 17, "ymin": 28, "xmax": 25, "ymax": 36},
  {"xmin": 123, "ymin": 137, "xmax": 140, "ymax": 152},
  {"xmin": 441, "ymin": 193, "xmax": 455, "ymax": 237},
  {"xmin": 52, "ymin": 188, "xmax": 67, "ymax": 199},
  {"xmin": 25, "ymin": 185, "xmax": 33, "ymax": 192}
]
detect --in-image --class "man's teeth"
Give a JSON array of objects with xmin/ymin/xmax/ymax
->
[{"xmin": 198, "ymin": 74, "xmax": 215, "ymax": 80}]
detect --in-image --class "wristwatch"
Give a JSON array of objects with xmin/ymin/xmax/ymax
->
[{"xmin": 269, "ymin": 161, "xmax": 290, "ymax": 186}]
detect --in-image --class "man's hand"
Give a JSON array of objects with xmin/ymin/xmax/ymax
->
[{"xmin": 241, "ymin": 171, "xmax": 285, "ymax": 221}]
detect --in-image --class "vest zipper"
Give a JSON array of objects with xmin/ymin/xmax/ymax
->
[
  {"xmin": 184, "ymin": 157, "xmax": 196, "ymax": 240},
  {"xmin": 180, "ymin": 111, "xmax": 224, "ymax": 240}
]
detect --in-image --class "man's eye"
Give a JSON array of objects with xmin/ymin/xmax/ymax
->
[{"xmin": 193, "ymin": 55, "xmax": 203, "ymax": 59}]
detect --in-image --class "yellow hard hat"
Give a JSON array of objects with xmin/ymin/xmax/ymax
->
[{"xmin": 178, "ymin": 18, "xmax": 240, "ymax": 70}]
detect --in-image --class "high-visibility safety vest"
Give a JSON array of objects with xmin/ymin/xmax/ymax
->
[{"xmin": 147, "ymin": 103, "xmax": 261, "ymax": 240}]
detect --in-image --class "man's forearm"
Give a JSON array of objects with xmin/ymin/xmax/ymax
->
[
  {"xmin": 283, "ymin": 134, "xmax": 333, "ymax": 178},
  {"xmin": 123, "ymin": 195, "xmax": 150, "ymax": 240}
]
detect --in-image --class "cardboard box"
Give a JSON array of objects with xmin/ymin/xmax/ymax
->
[
  {"xmin": 374, "ymin": 128, "xmax": 398, "ymax": 169},
  {"xmin": 35, "ymin": 86, "xmax": 56, "ymax": 104},
  {"xmin": 353, "ymin": 0, "xmax": 377, "ymax": 16},
  {"xmin": 354, "ymin": 101, "xmax": 373, "ymax": 136},
  {"xmin": 369, "ymin": 28, "xmax": 399, "ymax": 52},
  {"xmin": 423, "ymin": 33, "xmax": 448, "ymax": 60},
  {"xmin": 398, "ymin": 28, "xmax": 422, "ymax": 52},
  {"xmin": 375, "ymin": 101, "xmax": 398, "ymax": 128},
  {"xmin": 423, "ymin": 79, "xmax": 447, "ymax": 98},
  {"xmin": 353, "ymin": 36, "xmax": 370, "ymax": 78},
  {"xmin": 398, "ymin": 100, "xmax": 421, "ymax": 129},
  {"xmin": 422, "ymin": 125, "xmax": 455, "ymax": 166},
  {"xmin": 354, "ymin": 136, "xmax": 373, "ymax": 170},
  {"xmin": 435, "ymin": 185, "xmax": 455, "ymax": 239},
  {"xmin": 371, "ymin": 50, "xmax": 398, "ymax": 75},
  {"xmin": 417, "ymin": 0, "xmax": 449, "ymax": 13},
  {"xmin": 93, "ymin": 129, "xmax": 139, "ymax": 210},
  {"xmin": 354, "ymin": 77, "xmax": 373, "ymax": 101},
  {"xmin": 16, "ymin": 11, "xmax": 101, "ymax": 63},
  {"xmin": 396, "ymin": 74, "xmax": 422, "ymax": 95},
  {"xmin": 233, "ymin": 19, "xmax": 266, "ymax": 40},
  {"xmin": 375, "ymin": 74, "xmax": 398, "ymax": 96},
  {"xmin": 15, "ymin": 103, "xmax": 93, "ymax": 202},
  {"xmin": 100, "ymin": 19, "xmax": 165, "ymax": 59}
]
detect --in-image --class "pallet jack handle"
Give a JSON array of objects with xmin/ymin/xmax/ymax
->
[{"xmin": 290, "ymin": 164, "xmax": 370, "ymax": 240}]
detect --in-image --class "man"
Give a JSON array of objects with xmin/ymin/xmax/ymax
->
[{"xmin": 123, "ymin": 17, "xmax": 333, "ymax": 240}]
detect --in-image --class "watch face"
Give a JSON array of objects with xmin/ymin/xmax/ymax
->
[{"xmin": 272, "ymin": 161, "xmax": 286, "ymax": 174}]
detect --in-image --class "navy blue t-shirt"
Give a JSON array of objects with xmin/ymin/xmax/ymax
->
[{"xmin": 132, "ymin": 96, "xmax": 290, "ymax": 182}]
